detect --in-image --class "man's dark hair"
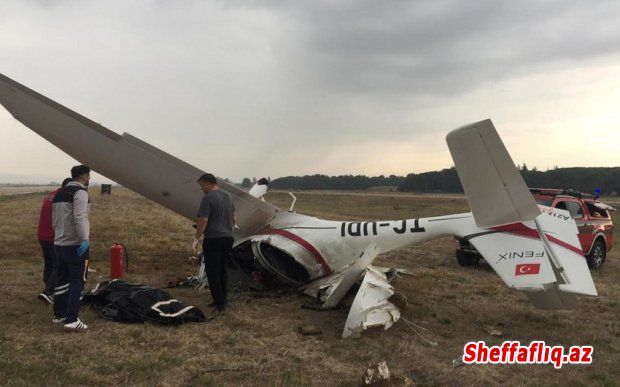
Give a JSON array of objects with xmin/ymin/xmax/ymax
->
[
  {"xmin": 61, "ymin": 177, "xmax": 73, "ymax": 187},
  {"xmin": 71, "ymin": 165, "xmax": 91, "ymax": 179},
  {"xmin": 197, "ymin": 173, "xmax": 217, "ymax": 185}
]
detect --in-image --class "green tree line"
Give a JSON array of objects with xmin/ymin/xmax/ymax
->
[
  {"xmin": 269, "ymin": 167, "xmax": 620, "ymax": 195},
  {"xmin": 518, "ymin": 166, "xmax": 620, "ymax": 195},
  {"xmin": 269, "ymin": 174, "xmax": 404, "ymax": 191}
]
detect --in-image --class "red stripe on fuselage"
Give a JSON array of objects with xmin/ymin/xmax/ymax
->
[
  {"xmin": 259, "ymin": 227, "xmax": 332, "ymax": 275},
  {"xmin": 491, "ymin": 223, "xmax": 584, "ymax": 256}
]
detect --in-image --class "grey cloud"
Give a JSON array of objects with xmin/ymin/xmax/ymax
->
[
  {"xmin": 3, "ymin": 0, "xmax": 620, "ymax": 182},
  {"xmin": 256, "ymin": 1, "xmax": 620, "ymax": 98}
]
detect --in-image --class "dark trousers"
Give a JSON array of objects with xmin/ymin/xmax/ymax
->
[
  {"xmin": 53, "ymin": 245, "xmax": 89, "ymax": 323},
  {"xmin": 39, "ymin": 240, "xmax": 57, "ymax": 294},
  {"xmin": 202, "ymin": 237, "xmax": 233, "ymax": 310}
]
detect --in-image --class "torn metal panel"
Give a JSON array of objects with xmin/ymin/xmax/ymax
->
[
  {"xmin": 342, "ymin": 266, "xmax": 401, "ymax": 339},
  {"xmin": 299, "ymin": 243, "xmax": 380, "ymax": 308},
  {"xmin": 300, "ymin": 272, "xmax": 345, "ymax": 300},
  {"xmin": 372, "ymin": 266, "xmax": 415, "ymax": 282},
  {"xmin": 322, "ymin": 243, "xmax": 380, "ymax": 308},
  {"xmin": 362, "ymin": 361, "xmax": 391, "ymax": 385},
  {"xmin": 373, "ymin": 266, "xmax": 414, "ymax": 276}
]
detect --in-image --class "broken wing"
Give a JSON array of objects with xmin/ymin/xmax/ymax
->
[{"xmin": 0, "ymin": 73, "xmax": 279, "ymax": 237}]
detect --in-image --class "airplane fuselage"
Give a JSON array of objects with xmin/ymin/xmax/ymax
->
[{"xmin": 235, "ymin": 210, "xmax": 478, "ymax": 286}]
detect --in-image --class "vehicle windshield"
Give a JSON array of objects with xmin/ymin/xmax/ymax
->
[
  {"xmin": 555, "ymin": 201, "xmax": 584, "ymax": 219},
  {"xmin": 535, "ymin": 198, "xmax": 553, "ymax": 206}
]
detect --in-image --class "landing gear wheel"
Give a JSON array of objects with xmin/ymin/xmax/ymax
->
[
  {"xmin": 586, "ymin": 240, "xmax": 605, "ymax": 269},
  {"xmin": 456, "ymin": 251, "xmax": 480, "ymax": 267}
]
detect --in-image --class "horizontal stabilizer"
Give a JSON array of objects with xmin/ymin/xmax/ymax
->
[{"xmin": 466, "ymin": 206, "xmax": 596, "ymax": 309}]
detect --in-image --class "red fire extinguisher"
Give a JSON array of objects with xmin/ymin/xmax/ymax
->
[{"xmin": 110, "ymin": 242, "xmax": 128, "ymax": 279}]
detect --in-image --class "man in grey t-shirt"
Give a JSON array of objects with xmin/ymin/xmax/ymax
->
[{"xmin": 193, "ymin": 173, "xmax": 236, "ymax": 312}]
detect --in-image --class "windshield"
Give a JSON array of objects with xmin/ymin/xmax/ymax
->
[{"xmin": 535, "ymin": 198, "xmax": 553, "ymax": 206}]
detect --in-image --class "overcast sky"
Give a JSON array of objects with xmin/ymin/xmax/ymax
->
[{"xmin": 2, "ymin": 0, "xmax": 620, "ymax": 184}]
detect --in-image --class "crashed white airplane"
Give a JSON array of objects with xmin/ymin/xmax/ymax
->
[{"xmin": 0, "ymin": 73, "xmax": 597, "ymax": 338}]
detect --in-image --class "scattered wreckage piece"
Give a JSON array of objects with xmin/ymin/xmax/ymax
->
[
  {"xmin": 481, "ymin": 325, "xmax": 503, "ymax": 337},
  {"xmin": 297, "ymin": 324, "xmax": 322, "ymax": 336},
  {"xmin": 452, "ymin": 355, "xmax": 466, "ymax": 368},
  {"xmin": 343, "ymin": 266, "xmax": 401, "ymax": 339},
  {"xmin": 362, "ymin": 361, "xmax": 391, "ymax": 385}
]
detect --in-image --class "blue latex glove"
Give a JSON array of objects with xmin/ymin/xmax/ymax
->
[{"xmin": 77, "ymin": 240, "xmax": 89, "ymax": 257}]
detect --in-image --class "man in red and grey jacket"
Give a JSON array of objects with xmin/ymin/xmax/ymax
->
[
  {"xmin": 52, "ymin": 165, "xmax": 91, "ymax": 331},
  {"xmin": 37, "ymin": 177, "xmax": 72, "ymax": 304}
]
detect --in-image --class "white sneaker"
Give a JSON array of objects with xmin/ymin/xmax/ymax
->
[
  {"xmin": 52, "ymin": 316, "xmax": 65, "ymax": 323},
  {"xmin": 63, "ymin": 318, "xmax": 88, "ymax": 331}
]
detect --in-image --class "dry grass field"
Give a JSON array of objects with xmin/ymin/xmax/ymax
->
[
  {"xmin": 0, "ymin": 188, "xmax": 618, "ymax": 386},
  {"xmin": 0, "ymin": 186, "xmax": 56, "ymax": 195}
]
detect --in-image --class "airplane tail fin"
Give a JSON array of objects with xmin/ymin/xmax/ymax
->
[
  {"xmin": 446, "ymin": 119, "xmax": 540, "ymax": 228},
  {"xmin": 447, "ymin": 120, "xmax": 597, "ymax": 309}
]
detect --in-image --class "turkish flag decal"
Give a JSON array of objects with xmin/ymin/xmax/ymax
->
[{"xmin": 515, "ymin": 263, "xmax": 541, "ymax": 276}]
